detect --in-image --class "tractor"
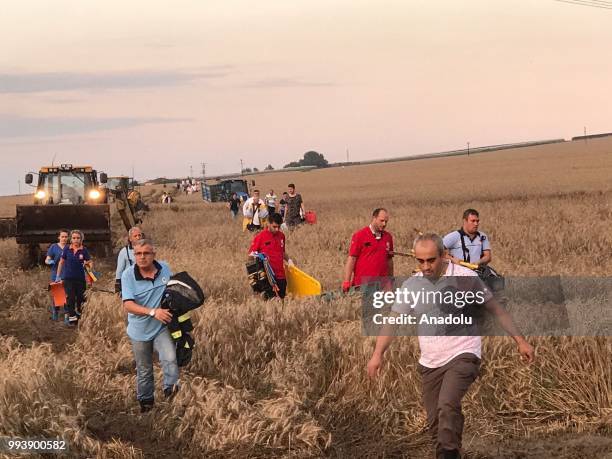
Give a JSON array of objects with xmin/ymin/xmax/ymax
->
[{"xmin": 1, "ymin": 164, "xmax": 112, "ymax": 268}]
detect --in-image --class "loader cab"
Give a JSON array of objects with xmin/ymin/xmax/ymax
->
[
  {"xmin": 105, "ymin": 176, "xmax": 133, "ymax": 195},
  {"xmin": 28, "ymin": 165, "xmax": 107, "ymax": 205}
]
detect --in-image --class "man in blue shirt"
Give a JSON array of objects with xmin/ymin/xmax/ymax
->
[
  {"xmin": 443, "ymin": 209, "xmax": 492, "ymax": 268},
  {"xmin": 115, "ymin": 226, "xmax": 144, "ymax": 293},
  {"xmin": 121, "ymin": 238, "xmax": 178, "ymax": 413}
]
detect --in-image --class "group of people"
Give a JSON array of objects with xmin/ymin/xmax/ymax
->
[
  {"xmin": 44, "ymin": 203, "xmax": 535, "ymax": 458},
  {"xmin": 231, "ymin": 183, "xmax": 305, "ymax": 231},
  {"xmin": 178, "ymin": 178, "xmax": 199, "ymax": 195},
  {"xmin": 45, "ymin": 229, "xmax": 93, "ymax": 325},
  {"xmin": 244, "ymin": 206, "xmax": 535, "ymax": 459}
]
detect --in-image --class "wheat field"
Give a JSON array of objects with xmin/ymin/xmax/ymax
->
[{"xmin": 0, "ymin": 138, "xmax": 611, "ymax": 458}]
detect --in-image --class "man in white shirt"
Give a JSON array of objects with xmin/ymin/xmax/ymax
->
[
  {"xmin": 367, "ymin": 233, "xmax": 534, "ymax": 459},
  {"xmin": 265, "ymin": 189, "xmax": 277, "ymax": 215},
  {"xmin": 242, "ymin": 189, "xmax": 268, "ymax": 231}
]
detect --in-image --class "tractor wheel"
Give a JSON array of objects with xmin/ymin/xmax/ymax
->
[{"xmin": 18, "ymin": 243, "xmax": 40, "ymax": 270}]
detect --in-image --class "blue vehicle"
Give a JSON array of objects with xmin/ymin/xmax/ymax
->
[{"xmin": 202, "ymin": 179, "xmax": 252, "ymax": 203}]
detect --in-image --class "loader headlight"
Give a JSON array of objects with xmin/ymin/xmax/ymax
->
[
  {"xmin": 35, "ymin": 190, "xmax": 46, "ymax": 200},
  {"xmin": 89, "ymin": 189, "xmax": 101, "ymax": 200}
]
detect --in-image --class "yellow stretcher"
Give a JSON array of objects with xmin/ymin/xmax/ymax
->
[
  {"xmin": 286, "ymin": 265, "xmax": 322, "ymax": 297},
  {"xmin": 85, "ymin": 266, "xmax": 98, "ymax": 284},
  {"xmin": 242, "ymin": 217, "xmax": 268, "ymax": 232}
]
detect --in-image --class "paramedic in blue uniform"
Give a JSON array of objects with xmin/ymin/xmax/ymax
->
[
  {"xmin": 115, "ymin": 226, "xmax": 144, "ymax": 293},
  {"xmin": 45, "ymin": 229, "xmax": 69, "ymax": 320},
  {"xmin": 121, "ymin": 238, "xmax": 179, "ymax": 413},
  {"xmin": 443, "ymin": 209, "xmax": 491, "ymax": 267},
  {"xmin": 55, "ymin": 229, "xmax": 92, "ymax": 326}
]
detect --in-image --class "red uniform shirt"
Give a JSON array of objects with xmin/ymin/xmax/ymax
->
[
  {"xmin": 249, "ymin": 228, "xmax": 286, "ymax": 279},
  {"xmin": 349, "ymin": 226, "xmax": 393, "ymax": 286}
]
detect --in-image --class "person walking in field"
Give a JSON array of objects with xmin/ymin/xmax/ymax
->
[
  {"xmin": 278, "ymin": 191, "xmax": 290, "ymax": 221},
  {"xmin": 115, "ymin": 226, "xmax": 144, "ymax": 293},
  {"xmin": 342, "ymin": 208, "xmax": 394, "ymax": 293},
  {"xmin": 265, "ymin": 189, "xmax": 278, "ymax": 215},
  {"xmin": 242, "ymin": 189, "xmax": 268, "ymax": 231},
  {"xmin": 55, "ymin": 230, "xmax": 93, "ymax": 326},
  {"xmin": 284, "ymin": 183, "xmax": 305, "ymax": 228},
  {"xmin": 443, "ymin": 209, "xmax": 491, "ymax": 268},
  {"xmin": 367, "ymin": 233, "xmax": 534, "ymax": 459},
  {"xmin": 248, "ymin": 213, "xmax": 294, "ymax": 299},
  {"xmin": 228, "ymin": 192, "xmax": 241, "ymax": 219},
  {"xmin": 121, "ymin": 238, "xmax": 178, "ymax": 413},
  {"xmin": 45, "ymin": 229, "xmax": 69, "ymax": 320},
  {"xmin": 161, "ymin": 192, "xmax": 172, "ymax": 204}
]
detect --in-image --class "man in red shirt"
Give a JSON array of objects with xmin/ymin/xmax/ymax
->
[
  {"xmin": 248, "ymin": 213, "xmax": 294, "ymax": 298},
  {"xmin": 342, "ymin": 208, "xmax": 394, "ymax": 292}
]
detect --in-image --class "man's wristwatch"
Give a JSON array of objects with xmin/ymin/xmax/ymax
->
[{"xmin": 148, "ymin": 309, "xmax": 155, "ymax": 317}]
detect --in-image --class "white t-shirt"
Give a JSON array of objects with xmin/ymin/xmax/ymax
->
[
  {"xmin": 392, "ymin": 262, "xmax": 492, "ymax": 368},
  {"xmin": 243, "ymin": 197, "xmax": 267, "ymax": 224},
  {"xmin": 265, "ymin": 194, "xmax": 277, "ymax": 207}
]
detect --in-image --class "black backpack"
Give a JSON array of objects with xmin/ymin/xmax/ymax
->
[{"xmin": 160, "ymin": 272, "xmax": 206, "ymax": 367}]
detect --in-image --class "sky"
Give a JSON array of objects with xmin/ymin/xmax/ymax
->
[{"xmin": 1, "ymin": 0, "xmax": 611, "ymax": 195}]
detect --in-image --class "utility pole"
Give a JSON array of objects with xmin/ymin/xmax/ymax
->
[
  {"xmin": 190, "ymin": 165, "xmax": 194, "ymax": 178},
  {"xmin": 18, "ymin": 179, "xmax": 21, "ymax": 194},
  {"xmin": 240, "ymin": 159, "xmax": 244, "ymax": 175},
  {"xmin": 201, "ymin": 162, "xmax": 206, "ymax": 179},
  {"xmin": 467, "ymin": 142, "xmax": 470, "ymax": 156},
  {"xmin": 346, "ymin": 148, "xmax": 349, "ymax": 163}
]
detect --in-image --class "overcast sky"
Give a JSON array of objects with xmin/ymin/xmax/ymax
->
[{"xmin": 1, "ymin": 0, "xmax": 611, "ymax": 194}]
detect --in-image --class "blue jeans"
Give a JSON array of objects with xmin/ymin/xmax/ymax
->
[{"xmin": 130, "ymin": 328, "xmax": 179, "ymax": 402}]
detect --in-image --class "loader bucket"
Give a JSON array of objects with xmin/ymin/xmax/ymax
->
[{"xmin": 15, "ymin": 204, "xmax": 111, "ymax": 244}]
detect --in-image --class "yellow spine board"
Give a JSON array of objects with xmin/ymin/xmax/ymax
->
[
  {"xmin": 242, "ymin": 217, "xmax": 268, "ymax": 232},
  {"xmin": 85, "ymin": 267, "xmax": 97, "ymax": 283},
  {"xmin": 286, "ymin": 265, "xmax": 322, "ymax": 297}
]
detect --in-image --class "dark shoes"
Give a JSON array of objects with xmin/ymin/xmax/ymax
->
[
  {"xmin": 440, "ymin": 449, "xmax": 460, "ymax": 459},
  {"xmin": 65, "ymin": 315, "xmax": 78, "ymax": 327},
  {"xmin": 139, "ymin": 399, "xmax": 154, "ymax": 413},
  {"xmin": 139, "ymin": 386, "xmax": 178, "ymax": 413},
  {"xmin": 163, "ymin": 385, "xmax": 179, "ymax": 400}
]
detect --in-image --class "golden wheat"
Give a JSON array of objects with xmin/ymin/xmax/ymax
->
[{"xmin": 0, "ymin": 138, "xmax": 611, "ymax": 458}]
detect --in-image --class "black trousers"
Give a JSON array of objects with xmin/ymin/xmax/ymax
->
[
  {"xmin": 63, "ymin": 278, "xmax": 86, "ymax": 318},
  {"xmin": 276, "ymin": 279, "xmax": 287, "ymax": 299}
]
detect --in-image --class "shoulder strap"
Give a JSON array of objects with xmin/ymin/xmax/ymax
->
[
  {"xmin": 126, "ymin": 245, "xmax": 133, "ymax": 265},
  {"xmin": 480, "ymin": 232, "xmax": 485, "ymax": 258},
  {"xmin": 457, "ymin": 229, "xmax": 470, "ymax": 262}
]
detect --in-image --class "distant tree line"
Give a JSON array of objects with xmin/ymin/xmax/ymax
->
[{"xmin": 284, "ymin": 151, "xmax": 329, "ymax": 168}]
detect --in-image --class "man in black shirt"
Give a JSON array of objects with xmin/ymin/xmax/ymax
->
[
  {"xmin": 285, "ymin": 183, "xmax": 305, "ymax": 227},
  {"xmin": 228, "ymin": 193, "xmax": 241, "ymax": 219}
]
